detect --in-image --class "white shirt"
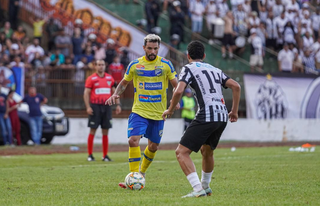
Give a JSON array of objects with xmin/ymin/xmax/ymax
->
[
  {"xmin": 249, "ymin": 17, "xmax": 260, "ymax": 27},
  {"xmin": 278, "ymin": 49, "xmax": 294, "ymax": 71},
  {"xmin": 25, "ymin": 45, "xmax": 44, "ymax": 63},
  {"xmin": 312, "ymin": 13, "xmax": 320, "ymax": 31},
  {"xmin": 9, "ymin": 62, "xmax": 25, "ymax": 68},
  {"xmin": 273, "ymin": 4, "xmax": 284, "ymax": 17},
  {"xmin": 216, "ymin": 2, "xmax": 229, "ymax": 18},
  {"xmin": 248, "ymin": 35, "xmax": 263, "ymax": 55},
  {"xmin": 206, "ymin": 3, "xmax": 217, "ymax": 22},
  {"xmin": 266, "ymin": 18, "xmax": 278, "ymax": 38},
  {"xmin": 274, "ymin": 16, "xmax": 288, "ymax": 33},
  {"xmin": 190, "ymin": 1, "xmax": 205, "ymax": 21},
  {"xmin": 303, "ymin": 36, "xmax": 314, "ymax": 51}
]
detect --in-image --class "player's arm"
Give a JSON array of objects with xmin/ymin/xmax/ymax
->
[
  {"xmin": 225, "ymin": 78, "xmax": 241, "ymax": 122},
  {"xmin": 83, "ymin": 88, "xmax": 93, "ymax": 115},
  {"xmin": 106, "ymin": 79, "xmax": 130, "ymax": 105},
  {"xmin": 162, "ymin": 81, "xmax": 187, "ymax": 120},
  {"xmin": 112, "ymin": 87, "xmax": 122, "ymax": 115},
  {"xmin": 169, "ymin": 78, "xmax": 181, "ymax": 110}
]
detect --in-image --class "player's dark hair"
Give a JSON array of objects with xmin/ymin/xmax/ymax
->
[{"xmin": 187, "ymin": 41, "xmax": 205, "ymax": 60}]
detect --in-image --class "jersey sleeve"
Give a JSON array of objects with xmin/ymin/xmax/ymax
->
[
  {"xmin": 85, "ymin": 76, "xmax": 93, "ymax": 88},
  {"xmin": 165, "ymin": 60, "xmax": 177, "ymax": 80},
  {"xmin": 179, "ymin": 66, "xmax": 193, "ymax": 85},
  {"xmin": 124, "ymin": 60, "xmax": 138, "ymax": 82},
  {"xmin": 221, "ymin": 71, "xmax": 230, "ymax": 89}
]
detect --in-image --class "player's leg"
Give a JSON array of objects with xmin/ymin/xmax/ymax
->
[
  {"xmin": 140, "ymin": 119, "xmax": 163, "ymax": 175},
  {"xmin": 200, "ymin": 144, "xmax": 214, "ymax": 196},
  {"xmin": 101, "ymin": 105, "xmax": 112, "ymax": 161},
  {"xmin": 201, "ymin": 121, "xmax": 227, "ymax": 196},
  {"xmin": 87, "ymin": 104, "xmax": 100, "ymax": 161}
]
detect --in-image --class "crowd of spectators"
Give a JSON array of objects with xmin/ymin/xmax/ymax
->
[
  {"xmin": 141, "ymin": 0, "xmax": 320, "ymax": 74},
  {"xmin": 0, "ymin": 17, "xmax": 130, "ymax": 94}
]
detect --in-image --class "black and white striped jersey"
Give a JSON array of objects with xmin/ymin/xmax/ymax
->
[{"xmin": 179, "ymin": 62, "xmax": 230, "ymax": 122}]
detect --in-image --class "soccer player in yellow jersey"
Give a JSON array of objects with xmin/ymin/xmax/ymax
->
[{"xmin": 106, "ymin": 34, "xmax": 179, "ymax": 189}]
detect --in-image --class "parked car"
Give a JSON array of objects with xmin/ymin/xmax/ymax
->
[{"xmin": 0, "ymin": 89, "xmax": 69, "ymax": 145}]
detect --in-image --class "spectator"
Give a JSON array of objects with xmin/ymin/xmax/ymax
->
[
  {"xmin": 72, "ymin": 27, "xmax": 84, "ymax": 64},
  {"xmin": 311, "ymin": 8, "xmax": 320, "ymax": 39},
  {"xmin": 9, "ymin": 43, "xmax": 23, "ymax": 59},
  {"xmin": 233, "ymin": 4, "xmax": 248, "ymax": 36},
  {"xmin": 45, "ymin": 18, "xmax": 60, "ymax": 52},
  {"xmin": 289, "ymin": 43, "xmax": 304, "ymax": 73},
  {"xmin": 278, "ymin": 43, "xmax": 295, "ymax": 72},
  {"xmin": 8, "ymin": 0, "xmax": 20, "ymax": 30},
  {"xmin": 283, "ymin": 21, "xmax": 298, "ymax": 45},
  {"xmin": 50, "ymin": 49, "xmax": 65, "ymax": 66},
  {"xmin": 258, "ymin": 3, "xmax": 268, "ymax": 23},
  {"xmin": 94, "ymin": 43, "xmax": 106, "ymax": 61},
  {"xmin": 35, "ymin": 67, "xmax": 47, "ymax": 87},
  {"xmin": 248, "ymin": 11, "xmax": 261, "ymax": 32},
  {"xmin": 216, "ymin": 0, "xmax": 230, "ymax": 18},
  {"xmin": 266, "ymin": 11, "xmax": 277, "ymax": 50},
  {"xmin": 7, "ymin": 90, "xmax": 21, "ymax": 145},
  {"xmin": 22, "ymin": 87, "xmax": 47, "ymax": 145},
  {"xmin": 75, "ymin": 56, "xmax": 87, "ymax": 83},
  {"xmin": 31, "ymin": 52, "xmax": 44, "ymax": 70},
  {"xmin": 120, "ymin": 48, "xmax": 130, "ymax": 69},
  {"xmin": 0, "ymin": 85, "xmax": 13, "ymax": 146},
  {"xmin": 170, "ymin": 1, "xmax": 185, "ymax": 43},
  {"xmin": 273, "ymin": 0, "xmax": 284, "ymax": 18},
  {"xmin": 108, "ymin": 55, "xmax": 125, "ymax": 84},
  {"xmin": 29, "ymin": 16, "xmax": 48, "ymax": 44},
  {"xmin": 12, "ymin": 25, "xmax": 26, "ymax": 42},
  {"xmin": 180, "ymin": 88, "xmax": 196, "ymax": 131},
  {"xmin": 170, "ymin": 34, "xmax": 181, "ymax": 50},
  {"xmin": 257, "ymin": 22, "xmax": 267, "ymax": 46},
  {"xmin": 83, "ymin": 46, "xmax": 94, "ymax": 65},
  {"xmin": 303, "ymin": 49, "xmax": 319, "ymax": 74},
  {"xmin": 274, "ymin": 11, "xmax": 288, "ymax": 50},
  {"xmin": 74, "ymin": 18, "xmax": 84, "ymax": 38},
  {"xmin": 145, "ymin": 0, "xmax": 161, "ymax": 33},
  {"xmin": 0, "ymin": 21, "xmax": 14, "ymax": 39},
  {"xmin": 221, "ymin": 11, "xmax": 236, "ymax": 59},
  {"xmin": 0, "ymin": 32, "xmax": 6, "ymax": 45},
  {"xmin": 248, "ymin": 28, "xmax": 264, "ymax": 72},
  {"xmin": 205, "ymin": 0, "xmax": 218, "ymax": 40},
  {"xmin": 55, "ymin": 28, "xmax": 73, "ymax": 58},
  {"xmin": 25, "ymin": 38, "xmax": 44, "ymax": 63},
  {"xmin": 190, "ymin": 0, "xmax": 205, "ymax": 39},
  {"xmin": 302, "ymin": 30, "xmax": 314, "ymax": 51},
  {"xmin": 87, "ymin": 33, "xmax": 98, "ymax": 52},
  {"xmin": 105, "ymin": 38, "xmax": 117, "ymax": 66}
]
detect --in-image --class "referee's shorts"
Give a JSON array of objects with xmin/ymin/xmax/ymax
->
[
  {"xmin": 88, "ymin": 104, "xmax": 112, "ymax": 129},
  {"xmin": 180, "ymin": 120, "xmax": 227, "ymax": 152}
]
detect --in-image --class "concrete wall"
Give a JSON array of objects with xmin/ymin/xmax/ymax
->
[{"xmin": 52, "ymin": 118, "xmax": 320, "ymax": 145}]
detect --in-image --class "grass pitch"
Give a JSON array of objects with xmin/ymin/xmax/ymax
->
[{"xmin": 0, "ymin": 146, "xmax": 319, "ymax": 206}]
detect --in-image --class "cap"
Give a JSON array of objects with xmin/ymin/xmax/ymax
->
[
  {"xmin": 151, "ymin": 27, "xmax": 162, "ymax": 35},
  {"xmin": 11, "ymin": 43, "xmax": 19, "ymax": 50},
  {"xmin": 75, "ymin": 19, "xmax": 83, "ymax": 24},
  {"xmin": 172, "ymin": 1, "xmax": 181, "ymax": 7},
  {"xmin": 185, "ymin": 88, "xmax": 192, "ymax": 93},
  {"xmin": 171, "ymin": 34, "xmax": 180, "ymax": 41},
  {"xmin": 88, "ymin": 33, "xmax": 96, "ymax": 39},
  {"xmin": 250, "ymin": 28, "xmax": 257, "ymax": 34},
  {"xmin": 302, "ymin": 3, "xmax": 309, "ymax": 8},
  {"xmin": 106, "ymin": 38, "xmax": 115, "ymax": 44}
]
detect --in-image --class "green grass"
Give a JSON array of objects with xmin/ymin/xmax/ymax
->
[{"xmin": 0, "ymin": 147, "xmax": 319, "ymax": 205}]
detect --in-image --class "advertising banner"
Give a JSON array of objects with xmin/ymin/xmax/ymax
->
[{"xmin": 244, "ymin": 73, "xmax": 320, "ymax": 119}]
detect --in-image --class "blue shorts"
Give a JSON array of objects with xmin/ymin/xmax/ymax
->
[{"xmin": 127, "ymin": 113, "xmax": 164, "ymax": 144}]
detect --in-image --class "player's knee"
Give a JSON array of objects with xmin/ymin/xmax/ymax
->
[
  {"xmin": 200, "ymin": 145, "xmax": 213, "ymax": 157},
  {"xmin": 148, "ymin": 143, "xmax": 158, "ymax": 152},
  {"xmin": 128, "ymin": 137, "xmax": 139, "ymax": 147}
]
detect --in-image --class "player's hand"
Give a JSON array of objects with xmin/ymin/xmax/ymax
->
[
  {"xmin": 86, "ymin": 107, "xmax": 93, "ymax": 115},
  {"xmin": 175, "ymin": 102, "xmax": 180, "ymax": 110},
  {"xmin": 162, "ymin": 109, "xmax": 174, "ymax": 121},
  {"xmin": 105, "ymin": 95, "xmax": 120, "ymax": 105},
  {"xmin": 116, "ymin": 105, "xmax": 122, "ymax": 115},
  {"xmin": 228, "ymin": 111, "xmax": 238, "ymax": 123},
  {"xmin": 4, "ymin": 114, "xmax": 8, "ymax": 119}
]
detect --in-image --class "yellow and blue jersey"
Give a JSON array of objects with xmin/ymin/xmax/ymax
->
[{"xmin": 124, "ymin": 56, "xmax": 177, "ymax": 120}]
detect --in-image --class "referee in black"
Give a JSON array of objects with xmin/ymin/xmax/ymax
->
[{"xmin": 162, "ymin": 41, "xmax": 241, "ymax": 198}]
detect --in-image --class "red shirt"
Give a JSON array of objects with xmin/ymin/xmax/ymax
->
[
  {"xmin": 85, "ymin": 72, "xmax": 115, "ymax": 104},
  {"xmin": 108, "ymin": 63, "xmax": 124, "ymax": 83}
]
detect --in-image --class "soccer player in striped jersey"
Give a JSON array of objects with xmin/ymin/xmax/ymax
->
[
  {"xmin": 106, "ymin": 34, "xmax": 179, "ymax": 188},
  {"xmin": 162, "ymin": 41, "xmax": 241, "ymax": 198}
]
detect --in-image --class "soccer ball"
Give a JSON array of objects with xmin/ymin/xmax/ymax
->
[{"xmin": 125, "ymin": 172, "xmax": 145, "ymax": 190}]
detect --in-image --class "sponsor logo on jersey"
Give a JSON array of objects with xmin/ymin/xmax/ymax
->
[
  {"xmin": 106, "ymin": 76, "xmax": 112, "ymax": 79},
  {"xmin": 139, "ymin": 94, "xmax": 162, "ymax": 102},
  {"xmin": 155, "ymin": 66, "xmax": 163, "ymax": 69},
  {"xmin": 92, "ymin": 76, "xmax": 97, "ymax": 80},
  {"xmin": 95, "ymin": 88, "xmax": 111, "ymax": 95},
  {"xmin": 196, "ymin": 62, "xmax": 201, "ymax": 67},
  {"xmin": 159, "ymin": 130, "xmax": 163, "ymax": 137},
  {"xmin": 107, "ymin": 81, "xmax": 112, "ymax": 86},
  {"xmin": 128, "ymin": 128, "xmax": 133, "ymax": 130},
  {"xmin": 136, "ymin": 64, "xmax": 145, "ymax": 69},
  {"xmin": 155, "ymin": 69, "xmax": 162, "ymax": 77},
  {"xmin": 144, "ymin": 82, "xmax": 162, "ymax": 90},
  {"xmin": 139, "ymin": 82, "xmax": 144, "ymax": 89},
  {"xmin": 94, "ymin": 83, "xmax": 99, "ymax": 86}
]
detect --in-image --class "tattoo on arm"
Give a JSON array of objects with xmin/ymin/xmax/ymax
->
[{"xmin": 115, "ymin": 84, "xmax": 127, "ymax": 96}]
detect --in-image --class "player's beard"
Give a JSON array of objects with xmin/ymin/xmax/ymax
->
[{"xmin": 146, "ymin": 53, "xmax": 157, "ymax": 61}]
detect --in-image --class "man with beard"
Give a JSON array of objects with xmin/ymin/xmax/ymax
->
[{"xmin": 106, "ymin": 34, "xmax": 179, "ymax": 189}]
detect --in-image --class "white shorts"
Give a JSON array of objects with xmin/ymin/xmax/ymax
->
[{"xmin": 250, "ymin": 55, "xmax": 264, "ymax": 66}]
